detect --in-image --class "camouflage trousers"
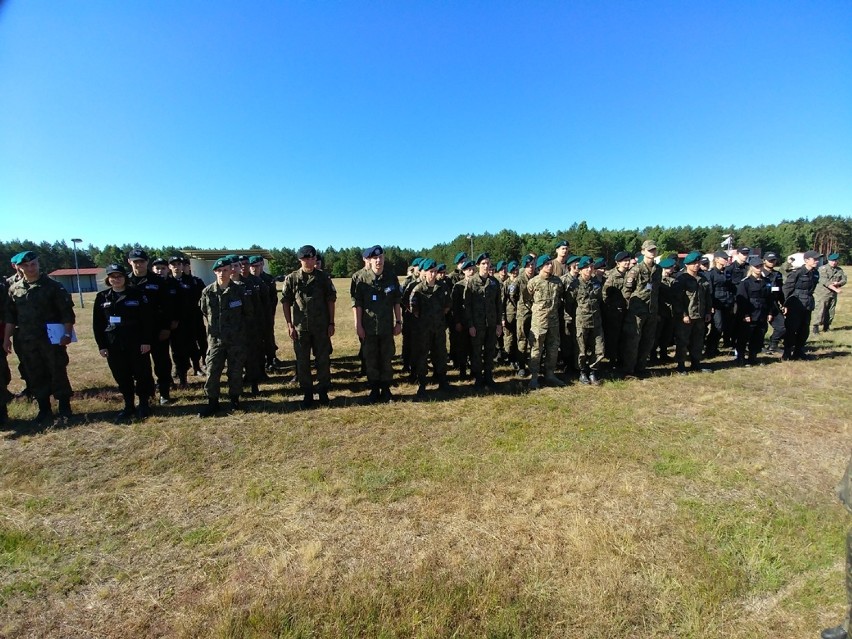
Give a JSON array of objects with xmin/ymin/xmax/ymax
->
[
  {"xmin": 412, "ymin": 326, "xmax": 448, "ymax": 383},
  {"xmin": 292, "ymin": 328, "xmax": 332, "ymax": 391},
  {"xmin": 603, "ymin": 310, "xmax": 625, "ymax": 364},
  {"xmin": 503, "ymin": 317, "xmax": 518, "ymax": 364},
  {"xmin": 0, "ymin": 350, "xmax": 11, "ymax": 406},
  {"xmin": 363, "ymin": 333, "xmax": 395, "ymax": 384},
  {"xmin": 15, "ymin": 335, "xmax": 72, "ymax": 402},
  {"xmin": 675, "ymin": 319, "xmax": 705, "ymax": 368},
  {"xmin": 814, "ymin": 295, "xmax": 838, "ymax": 331},
  {"xmin": 529, "ymin": 325, "xmax": 560, "ymax": 379},
  {"xmin": 576, "ymin": 324, "xmax": 605, "ymax": 372},
  {"xmin": 515, "ymin": 312, "xmax": 531, "ymax": 369},
  {"xmin": 205, "ymin": 336, "xmax": 247, "ymax": 400},
  {"xmin": 469, "ymin": 324, "xmax": 497, "ymax": 379},
  {"xmin": 620, "ymin": 312, "xmax": 657, "ymax": 375}
]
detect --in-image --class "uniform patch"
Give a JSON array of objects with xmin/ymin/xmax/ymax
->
[
  {"xmin": 125, "ymin": 300, "xmax": 140, "ymax": 306},
  {"xmin": 229, "ymin": 300, "xmax": 243, "ymax": 308}
]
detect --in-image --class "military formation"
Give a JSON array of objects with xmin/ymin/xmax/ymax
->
[{"xmin": 0, "ymin": 242, "xmax": 847, "ymax": 426}]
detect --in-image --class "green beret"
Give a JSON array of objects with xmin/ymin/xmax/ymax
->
[
  {"xmin": 411, "ymin": 257, "xmax": 423, "ymax": 267},
  {"xmin": 454, "ymin": 251, "xmax": 467, "ymax": 264},
  {"xmin": 566, "ymin": 254, "xmax": 581, "ymax": 266},
  {"xmin": 419, "ymin": 258, "xmax": 436, "ymax": 271},
  {"xmin": 507, "ymin": 260, "xmax": 518, "ymax": 272},
  {"xmin": 14, "ymin": 251, "xmax": 38, "ymax": 264},
  {"xmin": 577, "ymin": 256, "xmax": 593, "ymax": 269},
  {"xmin": 555, "ymin": 239, "xmax": 568, "ymax": 248},
  {"xmin": 9, "ymin": 252, "xmax": 22, "ymax": 265},
  {"xmin": 535, "ymin": 255, "xmax": 552, "ymax": 269},
  {"xmin": 212, "ymin": 257, "xmax": 230, "ymax": 270},
  {"xmin": 248, "ymin": 255, "xmax": 264, "ymax": 264},
  {"xmin": 658, "ymin": 257, "xmax": 676, "ymax": 268},
  {"xmin": 461, "ymin": 259, "xmax": 475, "ymax": 270},
  {"xmin": 828, "ymin": 252, "xmax": 840, "ymax": 261},
  {"xmin": 436, "ymin": 263, "xmax": 446, "ymax": 273},
  {"xmin": 593, "ymin": 257, "xmax": 606, "ymax": 269},
  {"xmin": 495, "ymin": 260, "xmax": 506, "ymax": 271},
  {"xmin": 521, "ymin": 255, "xmax": 534, "ymax": 268},
  {"xmin": 475, "ymin": 252, "xmax": 490, "ymax": 265},
  {"xmin": 683, "ymin": 251, "xmax": 702, "ymax": 265}
]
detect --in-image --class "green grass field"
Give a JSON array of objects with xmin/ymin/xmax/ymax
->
[{"xmin": 1, "ymin": 281, "xmax": 850, "ymax": 638}]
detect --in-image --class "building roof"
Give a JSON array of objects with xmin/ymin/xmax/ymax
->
[
  {"xmin": 49, "ymin": 268, "xmax": 104, "ymax": 276},
  {"xmin": 181, "ymin": 249, "xmax": 275, "ymax": 260}
]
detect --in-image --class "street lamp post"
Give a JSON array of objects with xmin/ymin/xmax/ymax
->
[
  {"xmin": 467, "ymin": 234, "xmax": 474, "ymax": 257},
  {"xmin": 71, "ymin": 238, "xmax": 84, "ymax": 308}
]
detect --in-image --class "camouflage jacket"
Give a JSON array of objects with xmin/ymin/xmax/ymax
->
[
  {"xmin": 281, "ymin": 268, "xmax": 337, "ymax": 332},
  {"xmin": 527, "ymin": 274, "xmax": 564, "ymax": 331},
  {"xmin": 568, "ymin": 275, "xmax": 603, "ymax": 330},
  {"xmin": 624, "ymin": 261, "xmax": 661, "ymax": 316},
  {"xmin": 200, "ymin": 281, "xmax": 252, "ymax": 342},
  {"xmin": 410, "ymin": 281, "xmax": 449, "ymax": 333},
  {"xmin": 462, "ymin": 273, "xmax": 502, "ymax": 329},
  {"xmin": 351, "ymin": 268, "xmax": 401, "ymax": 336},
  {"xmin": 5, "ymin": 274, "xmax": 76, "ymax": 341}
]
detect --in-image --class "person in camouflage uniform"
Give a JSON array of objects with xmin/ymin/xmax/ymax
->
[
  {"xmin": 603, "ymin": 251, "xmax": 631, "ymax": 367},
  {"xmin": 527, "ymin": 255, "xmax": 566, "ymax": 390},
  {"xmin": 620, "ymin": 240, "xmax": 661, "ymax": 378},
  {"xmin": 401, "ymin": 257, "xmax": 423, "ymax": 376},
  {"xmin": 0, "ymin": 275, "xmax": 11, "ymax": 426},
  {"xmin": 462, "ymin": 253, "xmax": 503, "ymax": 389},
  {"xmin": 451, "ymin": 259, "xmax": 475, "ymax": 379},
  {"xmin": 352, "ymin": 245, "xmax": 402, "ymax": 403},
  {"xmin": 512, "ymin": 255, "xmax": 536, "ymax": 377},
  {"xmin": 559, "ymin": 254, "xmax": 581, "ymax": 374},
  {"xmin": 198, "ymin": 256, "xmax": 252, "ymax": 417},
  {"xmin": 652, "ymin": 257, "xmax": 678, "ymax": 364},
  {"xmin": 3, "ymin": 251, "xmax": 76, "ymax": 424},
  {"xmin": 813, "ymin": 252, "xmax": 847, "ymax": 334},
  {"xmin": 282, "ymin": 245, "xmax": 337, "ymax": 409},
  {"xmin": 408, "ymin": 258, "xmax": 452, "ymax": 397},
  {"xmin": 672, "ymin": 251, "xmax": 712, "ymax": 374},
  {"xmin": 502, "ymin": 260, "xmax": 520, "ymax": 369},
  {"xmin": 821, "ymin": 453, "xmax": 852, "ymax": 639},
  {"xmin": 233, "ymin": 255, "xmax": 267, "ymax": 395},
  {"xmin": 568, "ymin": 256, "xmax": 605, "ymax": 385},
  {"xmin": 249, "ymin": 256, "xmax": 281, "ymax": 371}
]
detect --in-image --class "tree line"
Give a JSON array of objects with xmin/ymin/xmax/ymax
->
[{"xmin": 3, "ymin": 215, "xmax": 849, "ymax": 280}]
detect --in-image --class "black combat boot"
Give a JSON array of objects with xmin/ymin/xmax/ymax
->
[
  {"xmin": 416, "ymin": 382, "xmax": 428, "ymax": 399},
  {"xmin": 301, "ymin": 392, "xmax": 315, "ymax": 410},
  {"xmin": 367, "ymin": 383, "xmax": 381, "ymax": 404},
  {"xmin": 0, "ymin": 403, "xmax": 8, "ymax": 428},
  {"xmin": 57, "ymin": 397, "xmax": 73, "ymax": 420},
  {"xmin": 229, "ymin": 396, "xmax": 241, "ymax": 411},
  {"xmin": 589, "ymin": 371, "xmax": 601, "ymax": 386},
  {"xmin": 250, "ymin": 382, "xmax": 259, "ymax": 397},
  {"xmin": 820, "ymin": 626, "xmax": 848, "ymax": 639},
  {"xmin": 437, "ymin": 375, "xmax": 452, "ymax": 392},
  {"xmin": 137, "ymin": 396, "xmax": 151, "ymax": 419},
  {"xmin": 198, "ymin": 398, "xmax": 220, "ymax": 418},
  {"xmin": 317, "ymin": 389, "xmax": 330, "ymax": 406},
  {"xmin": 379, "ymin": 384, "xmax": 394, "ymax": 403},
  {"xmin": 117, "ymin": 394, "xmax": 135, "ymax": 420},
  {"xmin": 473, "ymin": 375, "xmax": 485, "ymax": 390},
  {"xmin": 34, "ymin": 398, "xmax": 53, "ymax": 425},
  {"xmin": 484, "ymin": 373, "xmax": 497, "ymax": 388},
  {"xmin": 578, "ymin": 371, "xmax": 591, "ymax": 385}
]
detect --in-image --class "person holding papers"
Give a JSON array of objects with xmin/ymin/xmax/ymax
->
[{"xmin": 2, "ymin": 251, "xmax": 76, "ymax": 425}]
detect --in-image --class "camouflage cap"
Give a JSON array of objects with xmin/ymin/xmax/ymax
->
[
  {"xmin": 614, "ymin": 251, "xmax": 631, "ymax": 262},
  {"xmin": 641, "ymin": 240, "xmax": 657, "ymax": 251}
]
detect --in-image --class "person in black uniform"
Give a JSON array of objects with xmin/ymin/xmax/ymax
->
[
  {"xmin": 232, "ymin": 255, "xmax": 267, "ymax": 394},
  {"xmin": 248, "ymin": 256, "xmax": 280, "ymax": 371},
  {"xmin": 180, "ymin": 258, "xmax": 207, "ymax": 374},
  {"xmin": 93, "ymin": 264, "xmax": 155, "ymax": 419},
  {"xmin": 781, "ymin": 250, "xmax": 820, "ymax": 361},
  {"xmin": 734, "ymin": 256, "xmax": 777, "ymax": 366},
  {"xmin": 126, "ymin": 249, "xmax": 178, "ymax": 405},
  {"xmin": 169, "ymin": 256, "xmax": 205, "ymax": 380},
  {"xmin": 761, "ymin": 252, "xmax": 786, "ymax": 354},
  {"xmin": 706, "ymin": 251, "xmax": 735, "ymax": 357}
]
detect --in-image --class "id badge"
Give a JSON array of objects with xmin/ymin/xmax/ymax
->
[
  {"xmin": 645, "ymin": 283, "xmax": 653, "ymax": 291},
  {"xmin": 372, "ymin": 294, "xmax": 378, "ymax": 301},
  {"xmin": 109, "ymin": 316, "xmax": 122, "ymax": 324}
]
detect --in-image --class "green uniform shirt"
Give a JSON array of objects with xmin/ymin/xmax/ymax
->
[
  {"xmin": 570, "ymin": 275, "xmax": 603, "ymax": 330},
  {"xmin": 200, "ymin": 281, "xmax": 252, "ymax": 342},
  {"xmin": 624, "ymin": 261, "xmax": 662, "ymax": 316},
  {"xmin": 815, "ymin": 264, "xmax": 847, "ymax": 299},
  {"xmin": 527, "ymin": 274, "xmax": 564, "ymax": 331},
  {"xmin": 5, "ymin": 274, "xmax": 76, "ymax": 341},
  {"xmin": 281, "ymin": 268, "xmax": 337, "ymax": 332},
  {"xmin": 673, "ymin": 271, "xmax": 711, "ymax": 320},
  {"xmin": 352, "ymin": 268, "xmax": 401, "ymax": 336}
]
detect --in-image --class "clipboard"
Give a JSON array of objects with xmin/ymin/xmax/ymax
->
[{"xmin": 46, "ymin": 324, "xmax": 78, "ymax": 345}]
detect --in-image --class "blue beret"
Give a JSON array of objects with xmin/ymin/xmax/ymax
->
[
  {"xmin": 436, "ymin": 263, "xmax": 446, "ymax": 273},
  {"xmin": 363, "ymin": 245, "xmax": 383, "ymax": 259},
  {"xmin": 411, "ymin": 257, "xmax": 423, "ymax": 267}
]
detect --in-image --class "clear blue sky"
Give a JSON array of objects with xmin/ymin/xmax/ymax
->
[{"xmin": 1, "ymin": 0, "xmax": 850, "ymax": 253}]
